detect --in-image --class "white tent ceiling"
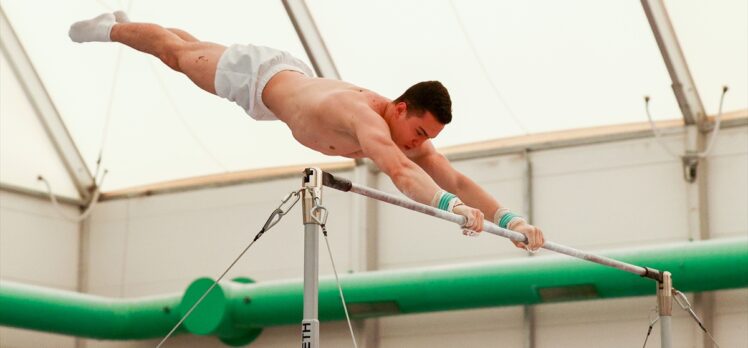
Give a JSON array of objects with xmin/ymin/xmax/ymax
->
[{"xmin": 0, "ymin": 0, "xmax": 746, "ymax": 197}]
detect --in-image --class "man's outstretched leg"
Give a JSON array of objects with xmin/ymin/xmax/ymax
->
[
  {"xmin": 69, "ymin": 13, "xmax": 225, "ymax": 94},
  {"xmin": 111, "ymin": 11, "xmax": 199, "ymax": 42}
]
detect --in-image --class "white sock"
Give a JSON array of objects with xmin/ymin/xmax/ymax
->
[
  {"xmin": 68, "ymin": 13, "xmax": 116, "ymax": 43},
  {"xmin": 113, "ymin": 10, "xmax": 130, "ymax": 23}
]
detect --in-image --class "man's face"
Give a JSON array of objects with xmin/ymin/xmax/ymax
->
[{"xmin": 391, "ymin": 103, "xmax": 445, "ymax": 151}]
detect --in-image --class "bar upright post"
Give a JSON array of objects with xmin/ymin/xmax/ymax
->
[
  {"xmin": 301, "ymin": 168, "xmax": 323, "ymax": 348},
  {"xmin": 658, "ymin": 271, "xmax": 673, "ymax": 348}
]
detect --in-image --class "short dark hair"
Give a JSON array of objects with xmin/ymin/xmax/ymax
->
[{"xmin": 393, "ymin": 81, "xmax": 452, "ymax": 124}]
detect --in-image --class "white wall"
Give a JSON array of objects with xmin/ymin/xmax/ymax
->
[
  {"xmin": 374, "ymin": 126, "xmax": 748, "ymax": 348},
  {"xmin": 707, "ymin": 126, "xmax": 748, "ymax": 238},
  {"xmin": 3, "ymin": 126, "xmax": 745, "ymax": 347},
  {"xmin": 0, "ymin": 190, "xmax": 80, "ymax": 348},
  {"xmin": 84, "ymin": 173, "xmax": 356, "ymax": 299}
]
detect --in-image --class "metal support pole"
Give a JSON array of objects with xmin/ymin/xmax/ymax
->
[
  {"xmin": 658, "ymin": 271, "xmax": 673, "ymax": 348},
  {"xmin": 301, "ymin": 168, "xmax": 323, "ymax": 348},
  {"xmin": 522, "ymin": 150, "xmax": 536, "ymax": 348},
  {"xmin": 352, "ymin": 162, "xmax": 381, "ymax": 348}
]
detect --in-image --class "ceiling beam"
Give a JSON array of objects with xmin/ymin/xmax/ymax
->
[
  {"xmin": 282, "ymin": 0, "xmax": 341, "ymax": 79},
  {"xmin": 0, "ymin": 6, "xmax": 93, "ymax": 200},
  {"xmin": 641, "ymin": 0, "xmax": 707, "ymax": 127}
]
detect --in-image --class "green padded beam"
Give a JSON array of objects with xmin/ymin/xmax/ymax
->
[
  {"xmin": 0, "ymin": 282, "xmax": 183, "ymax": 339},
  {"xmin": 1, "ymin": 237, "xmax": 746, "ymax": 346}
]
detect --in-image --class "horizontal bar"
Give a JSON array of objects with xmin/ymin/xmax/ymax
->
[{"xmin": 321, "ymin": 172, "xmax": 662, "ymax": 281}]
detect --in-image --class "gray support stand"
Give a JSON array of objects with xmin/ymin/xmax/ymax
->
[
  {"xmin": 301, "ymin": 168, "xmax": 323, "ymax": 348},
  {"xmin": 658, "ymin": 272, "xmax": 673, "ymax": 348}
]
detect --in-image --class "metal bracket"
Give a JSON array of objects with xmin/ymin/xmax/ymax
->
[
  {"xmin": 657, "ymin": 271, "xmax": 674, "ymax": 348},
  {"xmin": 657, "ymin": 272, "xmax": 673, "ymax": 316},
  {"xmin": 681, "ymin": 154, "xmax": 700, "ymax": 183},
  {"xmin": 302, "ymin": 168, "xmax": 323, "ymax": 224}
]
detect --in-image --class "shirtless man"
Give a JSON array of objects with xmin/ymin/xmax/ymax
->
[{"xmin": 69, "ymin": 12, "xmax": 545, "ymax": 250}]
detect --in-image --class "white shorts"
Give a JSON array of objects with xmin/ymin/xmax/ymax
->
[{"xmin": 214, "ymin": 44, "xmax": 315, "ymax": 121}]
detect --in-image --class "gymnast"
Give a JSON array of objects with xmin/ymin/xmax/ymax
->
[{"xmin": 69, "ymin": 11, "xmax": 545, "ymax": 250}]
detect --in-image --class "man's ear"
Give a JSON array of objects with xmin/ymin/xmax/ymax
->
[{"xmin": 395, "ymin": 102, "xmax": 408, "ymax": 118}]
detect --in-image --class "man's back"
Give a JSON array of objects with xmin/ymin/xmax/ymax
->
[{"xmin": 263, "ymin": 71, "xmax": 390, "ymax": 158}]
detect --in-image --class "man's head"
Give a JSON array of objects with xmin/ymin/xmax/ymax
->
[
  {"xmin": 389, "ymin": 81, "xmax": 452, "ymax": 150},
  {"xmin": 394, "ymin": 81, "xmax": 452, "ymax": 124}
]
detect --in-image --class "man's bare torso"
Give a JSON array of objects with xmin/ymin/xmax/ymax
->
[{"xmin": 261, "ymin": 71, "xmax": 390, "ymax": 159}]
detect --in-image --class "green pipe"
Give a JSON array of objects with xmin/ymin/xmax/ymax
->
[
  {"xmin": 0, "ymin": 237, "xmax": 746, "ymax": 345},
  {"xmin": 0, "ymin": 282, "xmax": 183, "ymax": 339},
  {"xmin": 193, "ymin": 237, "xmax": 748, "ymax": 330}
]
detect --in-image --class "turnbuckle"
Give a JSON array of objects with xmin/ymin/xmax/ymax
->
[{"xmin": 262, "ymin": 190, "xmax": 302, "ymax": 231}]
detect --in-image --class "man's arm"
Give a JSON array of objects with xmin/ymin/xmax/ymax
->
[
  {"xmin": 409, "ymin": 141, "xmax": 545, "ymax": 250},
  {"xmin": 354, "ymin": 112, "xmax": 441, "ymax": 204},
  {"xmin": 353, "ymin": 111, "xmax": 483, "ymax": 232},
  {"xmin": 407, "ymin": 142, "xmax": 497, "ymax": 214}
]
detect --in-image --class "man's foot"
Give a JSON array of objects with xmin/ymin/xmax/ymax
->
[
  {"xmin": 68, "ymin": 13, "xmax": 116, "ymax": 43},
  {"xmin": 113, "ymin": 10, "xmax": 130, "ymax": 23}
]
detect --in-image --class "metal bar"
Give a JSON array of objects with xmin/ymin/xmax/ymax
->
[
  {"xmin": 641, "ymin": 0, "xmax": 706, "ymax": 127},
  {"xmin": 685, "ymin": 122, "xmax": 715, "ymax": 348},
  {"xmin": 302, "ymin": 223, "xmax": 320, "ymax": 348},
  {"xmin": 321, "ymin": 172, "xmax": 661, "ymax": 280},
  {"xmin": 0, "ymin": 6, "xmax": 94, "ymax": 200},
  {"xmin": 282, "ymin": 0, "xmax": 341, "ymax": 79},
  {"xmin": 301, "ymin": 168, "xmax": 323, "ymax": 348},
  {"xmin": 0, "ymin": 183, "xmax": 84, "ymax": 207},
  {"xmin": 660, "ymin": 316, "xmax": 672, "ymax": 347},
  {"xmin": 522, "ymin": 150, "xmax": 536, "ymax": 348},
  {"xmin": 351, "ymin": 163, "xmax": 381, "ymax": 348}
]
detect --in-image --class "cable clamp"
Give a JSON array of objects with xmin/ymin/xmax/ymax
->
[
  {"xmin": 305, "ymin": 187, "xmax": 329, "ymax": 226},
  {"xmin": 261, "ymin": 190, "xmax": 302, "ymax": 232}
]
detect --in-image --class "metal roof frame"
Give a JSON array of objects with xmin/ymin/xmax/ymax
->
[
  {"xmin": 641, "ymin": 0, "xmax": 707, "ymax": 127},
  {"xmin": 282, "ymin": 0, "xmax": 340, "ymax": 79},
  {"xmin": 0, "ymin": 6, "xmax": 93, "ymax": 201}
]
